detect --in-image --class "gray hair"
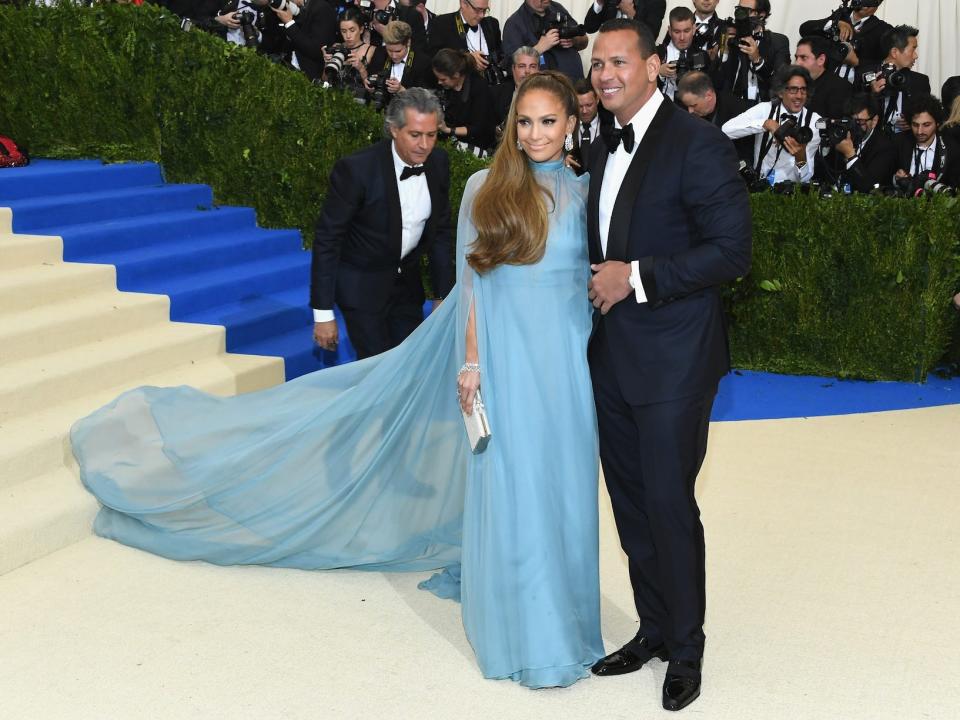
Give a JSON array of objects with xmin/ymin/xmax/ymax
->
[
  {"xmin": 383, "ymin": 88, "xmax": 445, "ymax": 135},
  {"xmin": 512, "ymin": 46, "xmax": 540, "ymax": 66}
]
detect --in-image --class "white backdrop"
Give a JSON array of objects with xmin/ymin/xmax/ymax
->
[{"xmin": 425, "ymin": 0, "xmax": 959, "ymax": 94}]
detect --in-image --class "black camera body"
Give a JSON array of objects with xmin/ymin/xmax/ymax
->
[
  {"xmin": 373, "ymin": 8, "xmax": 395, "ymax": 25},
  {"xmin": 324, "ymin": 44, "xmax": 349, "ymax": 85},
  {"xmin": 775, "ymin": 116, "xmax": 814, "ymax": 145},
  {"xmin": 366, "ymin": 72, "xmax": 390, "ymax": 111},
  {"xmin": 674, "ymin": 48, "xmax": 709, "ymax": 79},
  {"xmin": 482, "ymin": 51, "xmax": 508, "ymax": 86},
  {"xmin": 893, "ymin": 172, "xmax": 955, "ymax": 197},
  {"xmin": 691, "ymin": 21, "xmax": 719, "ymax": 52},
  {"xmin": 816, "ymin": 117, "xmax": 864, "ymax": 148},
  {"xmin": 726, "ymin": 5, "xmax": 762, "ymax": 41},
  {"xmin": 862, "ymin": 63, "xmax": 907, "ymax": 93},
  {"xmin": 235, "ymin": 8, "xmax": 260, "ymax": 47},
  {"xmin": 543, "ymin": 12, "xmax": 584, "ymax": 41}
]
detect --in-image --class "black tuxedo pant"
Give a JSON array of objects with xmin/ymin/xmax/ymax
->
[
  {"xmin": 339, "ymin": 272, "xmax": 424, "ymax": 360},
  {"xmin": 589, "ymin": 329, "xmax": 715, "ymax": 663}
]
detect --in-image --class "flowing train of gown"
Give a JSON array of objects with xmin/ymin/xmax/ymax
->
[{"xmin": 71, "ymin": 157, "xmax": 603, "ymax": 688}]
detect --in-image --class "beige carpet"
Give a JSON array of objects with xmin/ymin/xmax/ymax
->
[{"xmin": 1, "ymin": 405, "xmax": 958, "ymax": 720}]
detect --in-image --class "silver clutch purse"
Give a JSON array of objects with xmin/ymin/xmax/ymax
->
[{"xmin": 462, "ymin": 390, "xmax": 491, "ymax": 454}]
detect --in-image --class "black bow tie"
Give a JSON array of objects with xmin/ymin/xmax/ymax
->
[
  {"xmin": 468, "ymin": 23, "xmax": 480, "ymax": 33},
  {"xmin": 603, "ymin": 123, "xmax": 635, "ymax": 153},
  {"xmin": 400, "ymin": 165, "xmax": 425, "ymax": 180}
]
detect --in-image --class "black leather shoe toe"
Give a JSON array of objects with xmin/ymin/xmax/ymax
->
[
  {"xmin": 662, "ymin": 659, "xmax": 702, "ymax": 711},
  {"xmin": 590, "ymin": 635, "xmax": 668, "ymax": 676}
]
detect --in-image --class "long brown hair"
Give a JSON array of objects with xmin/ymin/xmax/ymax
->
[{"xmin": 467, "ymin": 71, "xmax": 578, "ymax": 274}]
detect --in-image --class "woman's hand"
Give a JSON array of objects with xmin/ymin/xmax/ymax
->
[{"xmin": 458, "ymin": 367, "xmax": 480, "ymax": 415}]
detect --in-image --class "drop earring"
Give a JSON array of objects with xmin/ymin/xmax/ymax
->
[
  {"xmin": 516, "ymin": 140, "xmax": 524, "ymax": 152},
  {"xmin": 564, "ymin": 133, "xmax": 573, "ymax": 152}
]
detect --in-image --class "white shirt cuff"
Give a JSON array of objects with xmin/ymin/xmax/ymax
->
[
  {"xmin": 313, "ymin": 309, "xmax": 335, "ymax": 323},
  {"xmin": 593, "ymin": 1, "xmax": 603, "ymax": 13},
  {"xmin": 284, "ymin": 20, "xmax": 295, "ymax": 29},
  {"xmin": 630, "ymin": 260, "xmax": 648, "ymax": 304}
]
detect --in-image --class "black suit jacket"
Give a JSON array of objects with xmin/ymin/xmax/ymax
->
[
  {"xmin": 799, "ymin": 13, "xmax": 891, "ymax": 69},
  {"xmin": 370, "ymin": 46, "xmax": 434, "ymax": 90},
  {"xmin": 720, "ymin": 30, "xmax": 790, "ymax": 102},
  {"xmin": 705, "ymin": 91, "xmax": 753, "ymax": 164},
  {"xmin": 428, "ymin": 12, "xmax": 503, "ymax": 60},
  {"xmin": 815, "ymin": 125, "xmax": 897, "ymax": 191},
  {"xmin": 863, "ymin": 66, "xmax": 930, "ymax": 121},
  {"xmin": 894, "ymin": 133, "xmax": 960, "ymax": 188},
  {"xmin": 311, "ymin": 140, "xmax": 454, "ymax": 312},
  {"xmin": 583, "ymin": 0, "xmax": 665, "ymax": 38},
  {"xmin": 283, "ymin": 0, "xmax": 338, "ymax": 81},
  {"xmin": 808, "ymin": 69, "xmax": 853, "ymax": 119},
  {"xmin": 443, "ymin": 72, "xmax": 496, "ymax": 150},
  {"xmin": 587, "ymin": 99, "xmax": 752, "ymax": 405}
]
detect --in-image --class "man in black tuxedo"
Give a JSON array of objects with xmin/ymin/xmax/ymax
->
[
  {"xmin": 587, "ymin": 19, "xmax": 751, "ymax": 713},
  {"xmin": 677, "ymin": 71, "xmax": 753, "ymax": 164},
  {"xmin": 864, "ymin": 25, "xmax": 930, "ymax": 137},
  {"xmin": 429, "ymin": 0, "xmax": 504, "ymax": 80},
  {"xmin": 794, "ymin": 36, "xmax": 852, "ymax": 119},
  {"xmin": 311, "ymin": 89, "xmax": 454, "ymax": 358},
  {"xmin": 894, "ymin": 94, "xmax": 960, "ymax": 190},
  {"xmin": 799, "ymin": 0, "xmax": 890, "ymax": 83},
  {"xmin": 373, "ymin": 21, "xmax": 434, "ymax": 96},
  {"xmin": 815, "ymin": 93, "xmax": 897, "ymax": 192},
  {"xmin": 583, "ymin": 0, "xmax": 665, "ymax": 38},
  {"xmin": 272, "ymin": 0, "xmax": 338, "ymax": 81},
  {"xmin": 720, "ymin": 0, "xmax": 790, "ymax": 104},
  {"xmin": 571, "ymin": 78, "xmax": 602, "ymax": 173}
]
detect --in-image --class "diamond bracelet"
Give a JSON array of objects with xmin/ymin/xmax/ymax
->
[{"xmin": 458, "ymin": 363, "xmax": 481, "ymax": 376}]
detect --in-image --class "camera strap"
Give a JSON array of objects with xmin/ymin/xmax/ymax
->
[{"xmin": 754, "ymin": 101, "xmax": 782, "ymax": 178}]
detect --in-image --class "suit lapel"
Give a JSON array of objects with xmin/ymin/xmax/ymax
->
[
  {"xmin": 587, "ymin": 136, "xmax": 607, "ymax": 265},
  {"xmin": 380, "ymin": 140, "xmax": 403, "ymax": 260},
  {"xmin": 605, "ymin": 100, "xmax": 674, "ymax": 262}
]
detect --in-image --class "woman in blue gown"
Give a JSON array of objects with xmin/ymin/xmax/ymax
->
[{"xmin": 72, "ymin": 71, "xmax": 603, "ymax": 688}]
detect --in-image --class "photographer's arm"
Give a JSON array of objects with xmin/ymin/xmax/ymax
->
[{"xmin": 283, "ymin": 1, "xmax": 337, "ymax": 63}]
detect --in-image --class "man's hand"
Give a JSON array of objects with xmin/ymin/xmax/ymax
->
[
  {"xmin": 314, "ymin": 321, "xmax": 339, "ymax": 351},
  {"xmin": 216, "ymin": 11, "xmax": 241, "ymax": 29},
  {"xmin": 762, "ymin": 118, "xmax": 781, "ymax": 136},
  {"xmin": 894, "ymin": 115, "xmax": 909, "ymax": 132},
  {"xmin": 273, "ymin": 5, "xmax": 294, "ymax": 23},
  {"xmin": 870, "ymin": 76, "xmax": 886, "ymax": 95},
  {"xmin": 783, "ymin": 136, "xmax": 806, "ymax": 161},
  {"xmin": 535, "ymin": 29, "xmax": 561, "ymax": 54},
  {"xmin": 659, "ymin": 61, "xmax": 677, "ymax": 79},
  {"xmin": 837, "ymin": 20, "xmax": 854, "ymax": 42},
  {"xmin": 895, "ymin": 168, "xmax": 910, "ymax": 179},
  {"xmin": 431, "ymin": 299, "xmax": 443, "ymax": 312},
  {"xmin": 588, "ymin": 261, "xmax": 632, "ymax": 314},
  {"xmin": 386, "ymin": 77, "xmax": 403, "ymax": 94},
  {"xmin": 738, "ymin": 36, "xmax": 761, "ymax": 63},
  {"xmin": 836, "ymin": 133, "xmax": 856, "ymax": 160},
  {"xmin": 470, "ymin": 51, "xmax": 489, "ymax": 69},
  {"xmin": 618, "ymin": 0, "xmax": 636, "ymax": 19}
]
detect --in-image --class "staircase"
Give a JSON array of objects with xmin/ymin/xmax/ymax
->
[{"xmin": 0, "ymin": 161, "xmax": 302, "ymax": 576}]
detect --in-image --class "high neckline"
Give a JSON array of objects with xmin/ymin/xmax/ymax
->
[{"xmin": 529, "ymin": 157, "xmax": 565, "ymax": 171}]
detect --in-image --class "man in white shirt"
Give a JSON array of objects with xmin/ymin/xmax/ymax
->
[
  {"xmin": 311, "ymin": 89, "xmax": 453, "ymax": 358},
  {"xmin": 722, "ymin": 64, "xmax": 821, "ymax": 185},
  {"xmin": 586, "ymin": 18, "xmax": 751, "ymax": 714},
  {"xmin": 894, "ymin": 94, "xmax": 960, "ymax": 190},
  {"xmin": 656, "ymin": 6, "xmax": 698, "ymax": 101}
]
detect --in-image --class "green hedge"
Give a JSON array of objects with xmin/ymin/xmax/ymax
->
[{"xmin": 1, "ymin": 2, "xmax": 958, "ymax": 381}]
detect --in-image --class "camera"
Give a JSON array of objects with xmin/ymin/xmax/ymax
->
[
  {"xmin": 366, "ymin": 73, "xmax": 390, "ymax": 111},
  {"xmin": 726, "ymin": 5, "xmax": 762, "ymax": 41},
  {"xmin": 674, "ymin": 49, "xmax": 709, "ymax": 79},
  {"xmin": 774, "ymin": 116, "xmax": 814, "ymax": 145},
  {"xmin": 816, "ymin": 117, "xmax": 863, "ymax": 148},
  {"xmin": 235, "ymin": 9, "xmax": 260, "ymax": 47},
  {"xmin": 373, "ymin": 7, "xmax": 396, "ymax": 25},
  {"xmin": 543, "ymin": 12, "xmax": 584, "ymax": 41},
  {"xmin": 893, "ymin": 172, "xmax": 955, "ymax": 197},
  {"xmin": 324, "ymin": 44, "xmax": 349, "ymax": 85},
  {"xmin": 691, "ymin": 21, "xmax": 719, "ymax": 52},
  {"xmin": 738, "ymin": 161, "xmax": 771, "ymax": 193},
  {"xmin": 862, "ymin": 63, "xmax": 906, "ymax": 93},
  {"xmin": 482, "ymin": 51, "xmax": 508, "ymax": 86}
]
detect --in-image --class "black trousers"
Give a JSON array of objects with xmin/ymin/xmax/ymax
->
[
  {"xmin": 589, "ymin": 327, "xmax": 716, "ymax": 662},
  {"xmin": 340, "ymin": 271, "xmax": 424, "ymax": 359}
]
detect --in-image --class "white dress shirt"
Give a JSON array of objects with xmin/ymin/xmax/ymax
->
[
  {"xmin": 908, "ymin": 137, "xmax": 939, "ymax": 176},
  {"xmin": 390, "ymin": 53, "xmax": 407, "ymax": 82},
  {"xmin": 313, "ymin": 142, "xmax": 432, "ymax": 322},
  {"xmin": 463, "ymin": 15, "xmax": 488, "ymax": 55},
  {"xmin": 598, "ymin": 90, "xmax": 665, "ymax": 305},
  {"xmin": 580, "ymin": 114, "xmax": 600, "ymax": 146},
  {"xmin": 661, "ymin": 42, "xmax": 682, "ymax": 100},
  {"xmin": 722, "ymin": 101, "xmax": 822, "ymax": 184}
]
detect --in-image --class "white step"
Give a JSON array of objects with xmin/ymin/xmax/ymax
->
[
  {"xmin": 0, "ymin": 231, "xmax": 62, "ymax": 269},
  {"xmin": 0, "ymin": 207, "xmax": 11, "ymax": 233},
  {"xmin": 0, "ymin": 289, "xmax": 171, "ymax": 364},
  {"xmin": 0, "ymin": 352, "xmax": 284, "ymax": 490},
  {"xmin": 0, "ymin": 261, "xmax": 117, "ymax": 312},
  {"xmin": 0, "ymin": 321, "xmax": 230, "ymax": 421}
]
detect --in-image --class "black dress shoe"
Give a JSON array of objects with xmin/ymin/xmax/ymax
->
[
  {"xmin": 591, "ymin": 634, "xmax": 668, "ymax": 676},
  {"xmin": 662, "ymin": 658, "xmax": 702, "ymax": 711}
]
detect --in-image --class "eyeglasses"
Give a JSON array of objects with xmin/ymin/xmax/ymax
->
[
  {"xmin": 783, "ymin": 86, "xmax": 808, "ymax": 95},
  {"xmin": 463, "ymin": 0, "xmax": 490, "ymax": 15}
]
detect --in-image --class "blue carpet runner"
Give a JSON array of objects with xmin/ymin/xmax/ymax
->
[{"xmin": 2, "ymin": 159, "xmax": 957, "ymax": 419}]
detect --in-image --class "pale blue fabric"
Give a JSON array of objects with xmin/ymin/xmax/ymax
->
[{"xmin": 71, "ymin": 157, "xmax": 603, "ymax": 688}]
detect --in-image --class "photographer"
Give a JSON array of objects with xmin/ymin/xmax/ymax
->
[
  {"xmin": 657, "ymin": 7, "xmax": 706, "ymax": 102},
  {"xmin": 216, "ymin": 0, "xmax": 289, "ymax": 55},
  {"xmin": 690, "ymin": 0, "xmax": 725, "ymax": 70},
  {"xmin": 720, "ymin": 0, "xmax": 790, "ymax": 105},
  {"xmin": 893, "ymin": 94, "xmax": 960, "ymax": 191},
  {"xmin": 583, "ymin": 0, "xmax": 665, "ymax": 39},
  {"xmin": 723, "ymin": 65, "xmax": 821, "ymax": 185},
  {"xmin": 863, "ymin": 25, "xmax": 929, "ymax": 136},
  {"xmin": 432, "ymin": 48, "xmax": 496, "ymax": 155},
  {"xmin": 428, "ymin": 0, "xmax": 506, "ymax": 87},
  {"xmin": 794, "ymin": 36, "xmax": 851, "ymax": 119},
  {"xmin": 798, "ymin": 0, "xmax": 890, "ymax": 82},
  {"xmin": 502, "ymin": 0, "xmax": 587, "ymax": 81},
  {"xmin": 678, "ymin": 71, "xmax": 753, "ymax": 164},
  {"xmin": 367, "ymin": 20, "xmax": 433, "ymax": 102},
  {"xmin": 814, "ymin": 93, "xmax": 896, "ymax": 192},
  {"xmin": 274, "ymin": 0, "xmax": 338, "ymax": 81},
  {"xmin": 320, "ymin": 8, "xmax": 379, "ymax": 97},
  {"xmin": 366, "ymin": 0, "xmax": 428, "ymax": 52},
  {"xmin": 491, "ymin": 46, "xmax": 540, "ymax": 132}
]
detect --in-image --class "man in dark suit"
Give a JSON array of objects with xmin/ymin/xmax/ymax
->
[
  {"xmin": 863, "ymin": 24, "xmax": 929, "ymax": 136},
  {"xmin": 272, "ymin": 0, "xmax": 338, "ymax": 81},
  {"xmin": 311, "ymin": 89, "xmax": 454, "ymax": 359},
  {"xmin": 583, "ymin": 0, "xmax": 665, "ymax": 38},
  {"xmin": 587, "ymin": 19, "xmax": 751, "ymax": 713},
  {"xmin": 799, "ymin": 0, "xmax": 890, "ymax": 81},
  {"xmin": 677, "ymin": 70, "xmax": 753, "ymax": 164},
  {"xmin": 720, "ymin": 0, "xmax": 789, "ymax": 104},
  {"xmin": 894, "ymin": 94, "xmax": 960, "ymax": 190},
  {"xmin": 373, "ymin": 20, "xmax": 434, "ymax": 96},
  {"xmin": 571, "ymin": 78, "xmax": 602, "ymax": 173},
  {"xmin": 815, "ymin": 93, "xmax": 897, "ymax": 192},
  {"xmin": 429, "ymin": 0, "xmax": 504, "ymax": 80},
  {"xmin": 794, "ymin": 36, "xmax": 852, "ymax": 119}
]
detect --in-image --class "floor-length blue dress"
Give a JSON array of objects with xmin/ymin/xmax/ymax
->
[{"xmin": 72, "ymin": 157, "xmax": 603, "ymax": 688}]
